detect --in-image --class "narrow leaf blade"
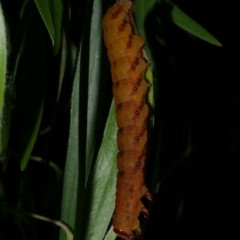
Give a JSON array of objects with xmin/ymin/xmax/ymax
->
[
  {"xmin": 0, "ymin": 3, "xmax": 8, "ymax": 158},
  {"xmin": 60, "ymin": 51, "xmax": 80, "ymax": 240},
  {"xmin": 0, "ymin": 2, "xmax": 7, "ymax": 114},
  {"xmin": 169, "ymin": 1, "xmax": 222, "ymax": 46},
  {"xmin": 34, "ymin": 0, "xmax": 55, "ymax": 45},
  {"xmin": 19, "ymin": 6, "xmax": 46, "ymax": 170}
]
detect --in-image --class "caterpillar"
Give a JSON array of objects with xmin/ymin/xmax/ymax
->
[{"xmin": 102, "ymin": 0, "xmax": 152, "ymax": 239}]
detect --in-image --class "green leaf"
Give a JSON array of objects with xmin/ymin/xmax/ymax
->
[
  {"xmin": 104, "ymin": 227, "xmax": 117, "ymax": 240},
  {"xmin": 72, "ymin": 0, "xmax": 117, "ymax": 238},
  {"xmin": 34, "ymin": 0, "xmax": 55, "ymax": 45},
  {"xmin": 61, "ymin": 0, "xmax": 109, "ymax": 236},
  {"xmin": 84, "ymin": 0, "xmax": 108, "ymax": 185},
  {"xmin": 0, "ymin": 84, "xmax": 11, "ymax": 160},
  {"xmin": 0, "ymin": 3, "xmax": 7, "ymax": 115},
  {"xmin": 48, "ymin": 0, "xmax": 63, "ymax": 54},
  {"xmin": 145, "ymin": 67, "xmax": 154, "ymax": 111},
  {"xmin": 134, "ymin": 0, "xmax": 157, "ymax": 68},
  {"xmin": 56, "ymin": 32, "xmax": 67, "ymax": 101},
  {"xmin": 134, "ymin": 0, "xmax": 157, "ymax": 42},
  {"xmin": 134, "ymin": 0, "xmax": 156, "ymax": 109},
  {"xmin": 0, "ymin": 3, "xmax": 8, "ymax": 159},
  {"xmin": 61, "ymin": 61, "xmax": 117, "ymax": 240},
  {"xmin": 70, "ymin": 0, "xmax": 111, "ymax": 191},
  {"xmin": 19, "ymin": 5, "xmax": 46, "ymax": 170},
  {"xmin": 82, "ymin": 102, "xmax": 118, "ymax": 240},
  {"xmin": 34, "ymin": 0, "xmax": 63, "ymax": 53},
  {"xmin": 168, "ymin": 1, "xmax": 222, "ymax": 46},
  {"xmin": 60, "ymin": 51, "xmax": 81, "ymax": 240}
]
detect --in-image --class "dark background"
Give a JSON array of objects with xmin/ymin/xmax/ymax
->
[
  {"xmin": 0, "ymin": 0, "xmax": 238, "ymax": 240},
  {"xmin": 144, "ymin": 1, "xmax": 239, "ymax": 240}
]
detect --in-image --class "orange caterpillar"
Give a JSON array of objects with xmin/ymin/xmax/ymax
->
[{"xmin": 102, "ymin": 0, "xmax": 152, "ymax": 239}]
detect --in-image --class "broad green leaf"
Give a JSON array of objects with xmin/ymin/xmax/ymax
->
[
  {"xmin": 84, "ymin": 0, "xmax": 108, "ymax": 185},
  {"xmin": 61, "ymin": 0, "xmax": 109, "ymax": 235},
  {"xmin": 168, "ymin": 1, "xmax": 222, "ymax": 46},
  {"xmin": 74, "ymin": 0, "xmax": 110, "ymax": 190},
  {"xmin": 104, "ymin": 227, "xmax": 117, "ymax": 240},
  {"xmin": 82, "ymin": 102, "xmax": 118, "ymax": 240},
  {"xmin": 0, "ymin": 3, "xmax": 8, "ymax": 159},
  {"xmin": 72, "ymin": 0, "xmax": 116, "ymax": 238}
]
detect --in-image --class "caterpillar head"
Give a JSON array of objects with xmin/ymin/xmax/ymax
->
[
  {"xmin": 114, "ymin": 227, "xmax": 141, "ymax": 240},
  {"xmin": 113, "ymin": 212, "xmax": 141, "ymax": 239},
  {"xmin": 114, "ymin": 228, "xmax": 134, "ymax": 240}
]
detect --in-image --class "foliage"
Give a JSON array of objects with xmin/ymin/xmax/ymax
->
[{"xmin": 0, "ymin": 0, "xmax": 227, "ymax": 240}]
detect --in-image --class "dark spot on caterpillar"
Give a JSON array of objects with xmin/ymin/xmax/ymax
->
[
  {"xmin": 118, "ymin": 127, "xmax": 123, "ymax": 133},
  {"xmin": 113, "ymin": 60, "xmax": 117, "ymax": 66},
  {"xmin": 119, "ymin": 22, "xmax": 126, "ymax": 31},
  {"xmin": 118, "ymin": 170, "xmax": 124, "ymax": 177},
  {"xmin": 139, "ymin": 101, "xmax": 144, "ymax": 109},
  {"xmin": 129, "ymin": 35, "xmax": 133, "ymax": 40},
  {"xmin": 118, "ymin": 150, "xmax": 124, "ymax": 156},
  {"xmin": 134, "ymin": 57, "xmax": 139, "ymax": 65},
  {"xmin": 127, "ymin": 40, "xmax": 132, "ymax": 48},
  {"xmin": 111, "ymin": 8, "xmax": 121, "ymax": 19},
  {"xmin": 135, "ymin": 136, "xmax": 139, "ymax": 141},
  {"xmin": 131, "ymin": 65, "xmax": 135, "ymax": 69},
  {"xmin": 136, "ymin": 77, "xmax": 142, "ymax": 85},
  {"xmin": 136, "ymin": 161, "xmax": 140, "ymax": 167},
  {"xmin": 118, "ymin": 103, "xmax": 123, "ymax": 109},
  {"xmin": 115, "ymin": 81, "xmax": 120, "ymax": 88},
  {"xmin": 135, "ymin": 110, "xmax": 139, "ymax": 114},
  {"xmin": 126, "ymin": 216, "xmax": 130, "ymax": 220},
  {"xmin": 139, "ymin": 127, "xmax": 146, "ymax": 136},
  {"xmin": 133, "ymin": 86, "xmax": 137, "ymax": 91},
  {"xmin": 129, "ymin": 186, "xmax": 134, "ymax": 192}
]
